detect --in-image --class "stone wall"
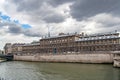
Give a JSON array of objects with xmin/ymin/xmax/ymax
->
[
  {"xmin": 14, "ymin": 53, "xmax": 113, "ymax": 63},
  {"xmin": 113, "ymin": 54, "xmax": 120, "ymax": 67}
]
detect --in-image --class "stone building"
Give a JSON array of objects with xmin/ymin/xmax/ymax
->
[
  {"xmin": 4, "ymin": 31, "xmax": 120, "ymax": 55},
  {"xmin": 4, "ymin": 43, "xmax": 25, "ymax": 55},
  {"xmin": 4, "ymin": 43, "xmax": 12, "ymax": 54},
  {"xmin": 75, "ymin": 32, "xmax": 120, "ymax": 52},
  {"xmin": 11, "ymin": 43, "xmax": 25, "ymax": 55},
  {"xmin": 39, "ymin": 32, "xmax": 120, "ymax": 54},
  {"xmin": 21, "ymin": 42, "xmax": 40, "ymax": 55},
  {"xmin": 39, "ymin": 33, "xmax": 80, "ymax": 54}
]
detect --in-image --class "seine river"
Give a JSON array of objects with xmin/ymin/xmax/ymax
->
[{"xmin": 0, "ymin": 61, "xmax": 120, "ymax": 80}]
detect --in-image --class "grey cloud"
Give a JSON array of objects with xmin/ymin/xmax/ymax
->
[
  {"xmin": 97, "ymin": 26, "xmax": 120, "ymax": 33},
  {"xmin": 8, "ymin": 26, "xmax": 42, "ymax": 37},
  {"xmin": 0, "ymin": 20, "xmax": 10, "ymax": 27},
  {"xmin": 6, "ymin": 0, "xmax": 120, "ymax": 36},
  {"xmin": 70, "ymin": 0, "xmax": 120, "ymax": 21},
  {"xmin": 43, "ymin": 13, "xmax": 65, "ymax": 23},
  {"xmin": 0, "ymin": 22, "xmax": 23, "ymax": 34},
  {"xmin": 7, "ymin": 24, "xmax": 22, "ymax": 34},
  {"xmin": 48, "ymin": 0, "xmax": 74, "ymax": 7},
  {"xmin": 0, "ymin": 23, "xmax": 5, "ymax": 27},
  {"xmin": 23, "ymin": 29, "xmax": 42, "ymax": 37},
  {"xmin": 10, "ymin": 0, "xmax": 44, "ymax": 12},
  {"xmin": 9, "ymin": 0, "xmax": 67, "ymax": 23},
  {"xmin": 90, "ymin": 14, "xmax": 120, "ymax": 28},
  {"xmin": 100, "ymin": 21, "xmax": 120, "ymax": 28},
  {"xmin": 0, "ymin": 21, "xmax": 42, "ymax": 37},
  {"xmin": 11, "ymin": 0, "xmax": 73, "ymax": 9}
]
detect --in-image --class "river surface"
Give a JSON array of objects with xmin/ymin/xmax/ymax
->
[{"xmin": 0, "ymin": 61, "xmax": 120, "ymax": 80}]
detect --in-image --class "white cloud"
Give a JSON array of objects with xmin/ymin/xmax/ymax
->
[
  {"xmin": 0, "ymin": 34, "xmax": 39, "ymax": 49},
  {"xmin": 0, "ymin": 0, "xmax": 120, "ymax": 50}
]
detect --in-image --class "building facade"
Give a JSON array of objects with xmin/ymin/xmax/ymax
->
[
  {"xmin": 4, "ymin": 32, "xmax": 120, "ymax": 55},
  {"xmin": 4, "ymin": 43, "xmax": 12, "ymax": 54}
]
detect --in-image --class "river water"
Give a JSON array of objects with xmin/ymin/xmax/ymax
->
[{"xmin": 0, "ymin": 61, "xmax": 120, "ymax": 80}]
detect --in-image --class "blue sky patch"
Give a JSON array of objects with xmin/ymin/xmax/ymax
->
[
  {"xmin": 0, "ymin": 11, "xmax": 31, "ymax": 29},
  {"xmin": 0, "ymin": 12, "xmax": 31, "ymax": 29},
  {"xmin": 13, "ymin": 20, "xmax": 19, "ymax": 24},
  {"xmin": 22, "ymin": 24, "xmax": 32, "ymax": 29},
  {"xmin": 0, "ymin": 15, "xmax": 11, "ymax": 22}
]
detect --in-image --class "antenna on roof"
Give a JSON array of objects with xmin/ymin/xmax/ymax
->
[{"xmin": 47, "ymin": 25, "xmax": 50, "ymax": 37}]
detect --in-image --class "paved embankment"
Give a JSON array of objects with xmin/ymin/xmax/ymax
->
[{"xmin": 14, "ymin": 53, "xmax": 113, "ymax": 63}]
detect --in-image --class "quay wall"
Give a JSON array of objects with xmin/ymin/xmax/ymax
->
[
  {"xmin": 113, "ymin": 54, "xmax": 120, "ymax": 67},
  {"xmin": 14, "ymin": 53, "xmax": 114, "ymax": 63}
]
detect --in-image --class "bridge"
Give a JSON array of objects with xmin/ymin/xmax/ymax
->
[{"xmin": 0, "ymin": 54, "xmax": 14, "ymax": 61}]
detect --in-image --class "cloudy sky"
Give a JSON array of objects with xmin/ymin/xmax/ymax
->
[{"xmin": 0, "ymin": 0, "xmax": 120, "ymax": 49}]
